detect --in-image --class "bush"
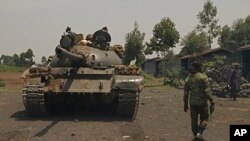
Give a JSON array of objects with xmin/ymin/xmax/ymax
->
[
  {"xmin": 164, "ymin": 68, "xmax": 187, "ymax": 88},
  {"xmin": 202, "ymin": 55, "xmax": 232, "ymax": 83},
  {"xmin": 0, "ymin": 79, "xmax": 5, "ymax": 87},
  {"xmin": 141, "ymin": 71, "xmax": 165, "ymax": 87}
]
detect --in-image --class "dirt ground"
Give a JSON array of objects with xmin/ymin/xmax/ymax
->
[{"xmin": 1, "ymin": 72, "xmax": 250, "ymax": 141}]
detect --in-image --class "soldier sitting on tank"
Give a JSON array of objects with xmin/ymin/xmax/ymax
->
[
  {"xmin": 60, "ymin": 27, "xmax": 85, "ymax": 50},
  {"xmin": 91, "ymin": 27, "xmax": 111, "ymax": 50},
  {"xmin": 64, "ymin": 27, "xmax": 77, "ymax": 38},
  {"xmin": 60, "ymin": 27, "xmax": 77, "ymax": 50}
]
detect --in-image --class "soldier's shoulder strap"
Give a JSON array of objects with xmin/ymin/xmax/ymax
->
[{"xmin": 185, "ymin": 76, "xmax": 191, "ymax": 83}]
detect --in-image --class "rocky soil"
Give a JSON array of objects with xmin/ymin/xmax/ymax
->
[{"xmin": 1, "ymin": 72, "xmax": 250, "ymax": 141}]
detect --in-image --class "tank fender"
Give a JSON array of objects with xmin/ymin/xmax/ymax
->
[{"xmin": 112, "ymin": 76, "xmax": 144, "ymax": 92}]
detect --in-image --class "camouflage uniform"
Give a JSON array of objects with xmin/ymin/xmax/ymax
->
[{"xmin": 184, "ymin": 72, "xmax": 214, "ymax": 136}]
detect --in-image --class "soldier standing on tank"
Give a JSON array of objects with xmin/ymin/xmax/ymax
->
[
  {"xmin": 65, "ymin": 26, "xmax": 74, "ymax": 35},
  {"xmin": 228, "ymin": 63, "xmax": 241, "ymax": 101},
  {"xmin": 184, "ymin": 62, "xmax": 215, "ymax": 141},
  {"xmin": 102, "ymin": 26, "xmax": 108, "ymax": 32}
]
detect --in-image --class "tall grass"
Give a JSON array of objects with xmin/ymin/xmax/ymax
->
[
  {"xmin": 141, "ymin": 72, "xmax": 165, "ymax": 87},
  {"xmin": 0, "ymin": 64, "xmax": 26, "ymax": 72}
]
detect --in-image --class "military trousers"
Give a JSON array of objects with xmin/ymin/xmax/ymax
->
[
  {"xmin": 190, "ymin": 105, "xmax": 209, "ymax": 136},
  {"xmin": 230, "ymin": 88, "xmax": 238, "ymax": 100}
]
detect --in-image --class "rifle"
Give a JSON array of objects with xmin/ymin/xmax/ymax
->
[
  {"xmin": 209, "ymin": 109, "xmax": 213, "ymax": 121},
  {"xmin": 209, "ymin": 103, "xmax": 215, "ymax": 121}
]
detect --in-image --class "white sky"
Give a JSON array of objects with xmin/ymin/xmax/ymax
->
[{"xmin": 0, "ymin": 0, "xmax": 250, "ymax": 62}]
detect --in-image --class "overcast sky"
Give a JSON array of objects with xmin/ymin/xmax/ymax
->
[{"xmin": 0, "ymin": 0, "xmax": 250, "ymax": 62}]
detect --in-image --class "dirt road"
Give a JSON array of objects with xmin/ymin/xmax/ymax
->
[{"xmin": 1, "ymin": 86, "xmax": 250, "ymax": 141}]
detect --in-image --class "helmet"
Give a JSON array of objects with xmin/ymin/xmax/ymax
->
[
  {"xmin": 66, "ymin": 27, "xmax": 71, "ymax": 32},
  {"xmin": 190, "ymin": 61, "xmax": 202, "ymax": 72},
  {"xmin": 102, "ymin": 26, "xmax": 108, "ymax": 32},
  {"xmin": 232, "ymin": 63, "xmax": 240, "ymax": 69}
]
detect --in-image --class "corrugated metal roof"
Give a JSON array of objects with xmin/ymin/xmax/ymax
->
[
  {"xmin": 144, "ymin": 57, "xmax": 168, "ymax": 62},
  {"xmin": 179, "ymin": 48, "xmax": 233, "ymax": 60},
  {"xmin": 144, "ymin": 57, "xmax": 161, "ymax": 62},
  {"xmin": 238, "ymin": 44, "xmax": 250, "ymax": 51}
]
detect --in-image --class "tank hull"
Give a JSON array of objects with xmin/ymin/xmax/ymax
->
[{"xmin": 22, "ymin": 67, "xmax": 143, "ymax": 119}]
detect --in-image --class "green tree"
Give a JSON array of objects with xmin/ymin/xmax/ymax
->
[
  {"xmin": 0, "ymin": 55, "xmax": 4, "ymax": 64},
  {"xmin": 231, "ymin": 17, "xmax": 250, "ymax": 47},
  {"xmin": 146, "ymin": 17, "xmax": 180, "ymax": 57},
  {"xmin": 218, "ymin": 25, "xmax": 232, "ymax": 49},
  {"xmin": 144, "ymin": 46, "xmax": 153, "ymax": 55},
  {"xmin": 19, "ymin": 49, "xmax": 35, "ymax": 67},
  {"xmin": 135, "ymin": 53, "xmax": 146, "ymax": 67},
  {"xmin": 179, "ymin": 30, "xmax": 209, "ymax": 56},
  {"xmin": 2, "ymin": 55, "xmax": 15, "ymax": 66},
  {"xmin": 218, "ymin": 15, "xmax": 250, "ymax": 51},
  {"xmin": 0, "ymin": 48, "xmax": 35, "ymax": 67},
  {"xmin": 25, "ymin": 48, "xmax": 34, "ymax": 62},
  {"xmin": 124, "ymin": 21, "xmax": 146, "ymax": 67},
  {"xmin": 12, "ymin": 54, "xmax": 21, "ymax": 66},
  {"xmin": 245, "ymin": 15, "xmax": 250, "ymax": 44},
  {"xmin": 197, "ymin": 0, "xmax": 221, "ymax": 48},
  {"xmin": 19, "ymin": 52, "xmax": 26, "ymax": 66}
]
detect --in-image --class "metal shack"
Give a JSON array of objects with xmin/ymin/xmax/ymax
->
[
  {"xmin": 142, "ymin": 57, "xmax": 168, "ymax": 77},
  {"xmin": 180, "ymin": 48, "xmax": 233, "ymax": 70},
  {"xmin": 238, "ymin": 44, "xmax": 250, "ymax": 81}
]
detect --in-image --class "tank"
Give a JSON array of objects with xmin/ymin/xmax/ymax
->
[{"xmin": 21, "ymin": 28, "xmax": 144, "ymax": 120}]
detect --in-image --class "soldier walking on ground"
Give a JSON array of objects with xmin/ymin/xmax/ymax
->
[
  {"xmin": 228, "ymin": 63, "xmax": 241, "ymax": 101},
  {"xmin": 184, "ymin": 62, "xmax": 215, "ymax": 141}
]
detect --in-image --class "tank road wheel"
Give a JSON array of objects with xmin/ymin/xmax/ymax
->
[
  {"xmin": 23, "ymin": 84, "xmax": 47, "ymax": 117},
  {"xmin": 116, "ymin": 90, "xmax": 139, "ymax": 120}
]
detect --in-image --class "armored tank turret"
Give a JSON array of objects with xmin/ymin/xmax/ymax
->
[{"xmin": 21, "ymin": 27, "xmax": 143, "ymax": 119}]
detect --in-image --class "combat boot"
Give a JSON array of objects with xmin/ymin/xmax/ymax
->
[
  {"xmin": 233, "ymin": 97, "xmax": 237, "ymax": 101},
  {"xmin": 195, "ymin": 133, "xmax": 205, "ymax": 141}
]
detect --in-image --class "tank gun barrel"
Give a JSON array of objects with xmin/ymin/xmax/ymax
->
[{"xmin": 55, "ymin": 46, "xmax": 84, "ymax": 61}]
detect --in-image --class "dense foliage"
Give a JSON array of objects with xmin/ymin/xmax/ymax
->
[
  {"xmin": 219, "ymin": 15, "xmax": 250, "ymax": 51},
  {"xmin": 179, "ymin": 30, "xmax": 209, "ymax": 56},
  {"xmin": 146, "ymin": 17, "xmax": 180, "ymax": 57},
  {"xmin": 197, "ymin": 0, "xmax": 221, "ymax": 48},
  {"xmin": 124, "ymin": 22, "xmax": 146, "ymax": 67},
  {"xmin": 0, "ymin": 49, "xmax": 34, "ymax": 67}
]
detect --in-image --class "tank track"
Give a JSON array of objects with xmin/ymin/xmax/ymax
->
[
  {"xmin": 116, "ymin": 90, "xmax": 139, "ymax": 120},
  {"xmin": 22, "ymin": 84, "xmax": 47, "ymax": 116}
]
